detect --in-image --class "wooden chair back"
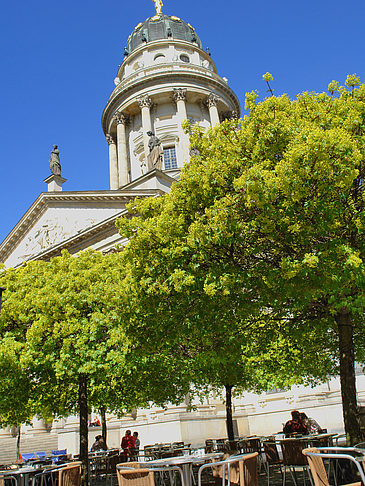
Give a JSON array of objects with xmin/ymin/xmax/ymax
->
[
  {"xmin": 239, "ymin": 452, "xmax": 258, "ymax": 486},
  {"xmin": 58, "ymin": 462, "xmax": 82, "ymax": 486},
  {"xmin": 117, "ymin": 469, "xmax": 155, "ymax": 486},
  {"xmin": 302, "ymin": 447, "xmax": 329, "ymax": 486},
  {"xmin": 281, "ymin": 440, "xmax": 308, "ymax": 466}
]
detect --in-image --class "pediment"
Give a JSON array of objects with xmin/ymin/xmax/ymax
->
[{"xmin": 0, "ymin": 188, "xmax": 165, "ymax": 268}]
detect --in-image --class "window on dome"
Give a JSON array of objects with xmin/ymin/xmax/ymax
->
[
  {"xmin": 154, "ymin": 53, "xmax": 166, "ymax": 62},
  {"xmin": 180, "ymin": 54, "xmax": 190, "ymax": 63},
  {"xmin": 163, "ymin": 147, "xmax": 177, "ymax": 169}
]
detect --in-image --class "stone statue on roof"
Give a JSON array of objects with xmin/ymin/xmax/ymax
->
[
  {"xmin": 153, "ymin": 0, "xmax": 163, "ymax": 15},
  {"xmin": 49, "ymin": 145, "xmax": 61, "ymax": 176}
]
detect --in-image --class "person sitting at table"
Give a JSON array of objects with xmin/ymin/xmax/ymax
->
[
  {"xmin": 299, "ymin": 412, "xmax": 321, "ymax": 434},
  {"xmin": 133, "ymin": 432, "xmax": 140, "ymax": 453},
  {"xmin": 283, "ymin": 410, "xmax": 308, "ymax": 437},
  {"xmin": 121, "ymin": 429, "xmax": 135, "ymax": 461},
  {"xmin": 91, "ymin": 435, "xmax": 107, "ymax": 452}
]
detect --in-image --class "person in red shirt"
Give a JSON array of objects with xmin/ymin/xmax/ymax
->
[
  {"xmin": 121, "ymin": 430, "xmax": 136, "ymax": 461},
  {"xmin": 283, "ymin": 410, "xmax": 308, "ymax": 437}
]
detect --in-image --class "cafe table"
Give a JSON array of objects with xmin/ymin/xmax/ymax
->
[
  {"xmin": 140, "ymin": 452, "xmax": 224, "ymax": 486},
  {"xmin": 0, "ymin": 466, "xmax": 41, "ymax": 486}
]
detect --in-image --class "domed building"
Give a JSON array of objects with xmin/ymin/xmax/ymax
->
[
  {"xmin": 0, "ymin": 4, "xmax": 239, "ymax": 270},
  {"xmin": 0, "ymin": 1, "xmax": 360, "ymax": 462},
  {"xmin": 102, "ymin": 11, "xmax": 239, "ymax": 188}
]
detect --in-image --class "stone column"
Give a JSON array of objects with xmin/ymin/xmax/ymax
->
[
  {"xmin": 106, "ymin": 134, "xmax": 119, "ymax": 190},
  {"xmin": 206, "ymin": 93, "xmax": 220, "ymax": 127},
  {"xmin": 173, "ymin": 88, "xmax": 189, "ymax": 165},
  {"xmin": 137, "ymin": 95, "xmax": 153, "ymax": 162},
  {"xmin": 114, "ymin": 112, "xmax": 130, "ymax": 187}
]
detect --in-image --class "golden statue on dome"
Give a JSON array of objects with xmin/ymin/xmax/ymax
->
[{"xmin": 153, "ymin": 0, "xmax": 163, "ymax": 15}]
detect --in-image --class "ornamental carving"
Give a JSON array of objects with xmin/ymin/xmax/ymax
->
[
  {"xmin": 173, "ymin": 88, "xmax": 187, "ymax": 103},
  {"xmin": 106, "ymin": 134, "xmax": 116, "ymax": 145},
  {"xmin": 114, "ymin": 112, "xmax": 130, "ymax": 125},
  {"xmin": 137, "ymin": 94, "xmax": 153, "ymax": 109},
  {"xmin": 222, "ymin": 110, "xmax": 239, "ymax": 121},
  {"xmin": 205, "ymin": 92, "xmax": 220, "ymax": 108}
]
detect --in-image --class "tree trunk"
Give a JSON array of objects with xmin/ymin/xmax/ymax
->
[
  {"xmin": 100, "ymin": 407, "xmax": 107, "ymax": 448},
  {"xmin": 79, "ymin": 374, "xmax": 89, "ymax": 486},
  {"xmin": 16, "ymin": 427, "xmax": 21, "ymax": 462},
  {"xmin": 225, "ymin": 384, "xmax": 235, "ymax": 442},
  {"xmin": 336, "ymin": 309, "xmax": 362, "ymax": 445}
]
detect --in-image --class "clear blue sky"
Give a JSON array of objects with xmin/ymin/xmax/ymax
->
[{"xmin": 1, "ymin": 0, "xmax": 364, "ymax": 243}]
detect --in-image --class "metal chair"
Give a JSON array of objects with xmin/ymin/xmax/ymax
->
[
  {"xmin": 239, "ymin": 453, "xmax": 259, "ymax": 486},
  {"xmin": 239, "ymin": 439, "xmax": 264, "ymax": 472},
  {"xmin": 58, "ymin": 463, "xmax": 82, "ymax": 486},
  {"xmin": 198, "ymin": 453, "xmax": 258, "ymax": 486},
  {"xmin": 303, "ymin": 447, "xmax": 365, "ymax": 486},
  {"xmin": 0, "ymin": 474, "xmax": 17, "ymax": 486},
  {"xmin": 280, "ymin": 439, "xmax": 312, "ymax": 486},
  {"xmin": 262, "ymin": 441, "xmax": 283, "ymax": 486}
]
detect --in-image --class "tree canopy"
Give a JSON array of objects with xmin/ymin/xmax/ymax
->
[{"xmin": 117, "ymin": 74, "xmax": 365, "ymax": 444}]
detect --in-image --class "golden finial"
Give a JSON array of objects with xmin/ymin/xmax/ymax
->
[{"xmin": 153, "ymin": 0, "xmax": 163, "ymax": 15}]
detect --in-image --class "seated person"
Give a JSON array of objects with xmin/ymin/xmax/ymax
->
[
  {"xmin": 91, "ymin": 435, "xmax": 107, "ymax": 452},
  {"xmin": 283, "ymin": 410, "xmax": 308, "ymax": 437},
  {"xmin": 299, "ymin": 412, "xmax": 321, "ymax": 433}
]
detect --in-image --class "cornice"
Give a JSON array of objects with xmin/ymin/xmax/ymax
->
[{"xmin": 0, "ymin": 189, "xmax": 163, "ymax": 263}]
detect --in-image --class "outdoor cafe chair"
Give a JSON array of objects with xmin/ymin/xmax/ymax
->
[
  {"xmin": 238, "ymin": 439, "xmax": 264, "ymax": 472},
  {"xmin": 21, "ymin": 453, "xmax": 37, "ymax": 463},
  {"xmin": 0, "ymin": 474, "xmax": 17, "ymax": 486},
  {"xmin": 31, "ymin": 462, "xmax": 81, "ymax": 486},
  {"xmin": 58, "ymin": 462, "xmax": 81, "ymax": 486},
  {"xmin": 280, "ymin": 439, "xmax": 313, "ymax": 486},
  {"xmin": 262, "ymin": 441, "xmax": 283, "ymax": 486},
  {"xmin": 117, "ymin": 467, "xmax": 185, "ymax": 486},
  {"xmin": 302, "ymin": 447, "xmax": 365, "ymax": 486},
  {"xmin": 198, "ymin": 453, "xmax": 258, "ymax": 486}
]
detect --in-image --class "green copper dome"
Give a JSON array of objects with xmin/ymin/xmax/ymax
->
[{"xmin": 126, "ymin": 14, "xmax": 202, "ymax": 55}]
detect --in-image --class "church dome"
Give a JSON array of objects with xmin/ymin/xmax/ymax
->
[{"xmin": 126, "ymin": 14, "xmax": 203, "ymax": 55}]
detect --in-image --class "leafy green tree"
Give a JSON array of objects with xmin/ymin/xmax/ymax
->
[
  {"xmin": 117, "ymin": 75, "xmax": 365, "ymax": 444},
  {"xmin": 116, "ymin": 138, "xmax": 334, "ymax": 441},
  {"xmin": 0, "ymin": 250, "xmax": 130, "ymax": 483}
]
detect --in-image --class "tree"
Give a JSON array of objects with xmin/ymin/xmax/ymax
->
[
  {"xmin": 115, "ymin": 127, "xmax": 335, "ymax": 441},
  {"xmin": 117, "ymin": 75, "xmax": 365, "ymax": 444},
  {"xmin": 0, "ymin": 250, "xmax": 131, "ymax": 483},
  {"xmin": 179, "ymin": 75, "xmax": 365, "ymax": 444}
]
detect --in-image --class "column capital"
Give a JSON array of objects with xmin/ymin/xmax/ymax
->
[
  {"xmin": 137, "ymin": 94, "xmax": 153, "ymax": 109},
  {"xmin": 114, "ymin": 112, "xmax": 130, "ymax": 125},
  {"xmin": 205, "ymin": 92, "xmax": 220, "ymax": 108},
  {"xmin": 106, "ymin": 134, "xmax": 116, "ymax": 145},
  {"xmin": 222, "ymin": 110, "xmax": 239, "ymax": 121},
  {"xmin": 173, "ymin": 88, "xmax": 187, "ymax": 103}
]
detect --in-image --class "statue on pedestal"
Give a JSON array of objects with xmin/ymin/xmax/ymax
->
[
  {"xmin": 49, "ymin": 145, "xmax": 61, "ymax": 176},
  {"xmin": 147, "ymin": 131, "xmax": 163, "ymax": 170}
]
